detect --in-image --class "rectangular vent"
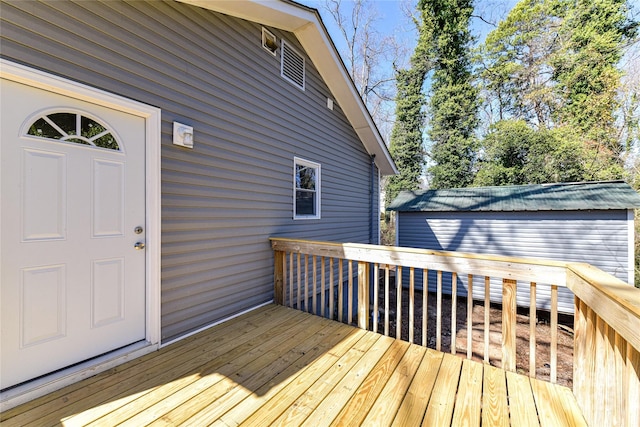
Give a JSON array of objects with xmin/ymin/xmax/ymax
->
[{"xmin": 281, "ymin": 40, "xmax": 305, "ymax": 90}]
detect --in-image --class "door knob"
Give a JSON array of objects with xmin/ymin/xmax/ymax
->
[{"xmin": 134, "ymin": 242, "xmax": 146, "ymax": 250}]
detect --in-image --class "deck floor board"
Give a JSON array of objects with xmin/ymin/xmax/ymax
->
[{"xmin": 1, "ymin": 304, "xmax": 586, "ymax": 427}]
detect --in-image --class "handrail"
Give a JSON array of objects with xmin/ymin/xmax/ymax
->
[
  {"xmin": 271, "ymin": 238, "xmax": 568, "ymax": 285},
  {"xmin": 567, "ymin": 263, "xmax": 640, "ymax": 426},
  {"xmin": 270, "ymin": 237, "xmax": 640, "ymax": 426}
]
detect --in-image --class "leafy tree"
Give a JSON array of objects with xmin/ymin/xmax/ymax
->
[
  {"xmin": 423, "ymin": 0, "xmax": 479, "ymax": 189},
  {"xmin": 477, "ymin": 0, "xmax": 636, "ymax": 182},
  {"xmin": 474, "ymin": 120, "xmax": 538, "ymax": 186},
  {"xmin": 477, "ymin": 0, "xmax": 560, "ymax": 128},
  {"xmin": 474, "ymin": 119, "xmax": 626, "ymax": 186}
]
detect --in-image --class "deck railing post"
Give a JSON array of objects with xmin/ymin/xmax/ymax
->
[
  {"xmin": 274, "ymin": 250, "xmax": 285, "ymax": 305},
  {"xmin": 358, "ymin": 261, "xmax": 370, "ymax": 330},
  {"xmin": 502, "ymin": 278, "xmax": 517, "ymax": 372}
]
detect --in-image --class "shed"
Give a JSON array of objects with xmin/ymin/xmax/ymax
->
[{"xmin": 388, "ymin": 181, "xmax": 640, "ymax": 314}]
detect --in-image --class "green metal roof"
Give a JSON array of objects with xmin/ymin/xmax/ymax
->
[{"xmin": 387, "ymin": 181, "xmax": 640, "ymax": 212}]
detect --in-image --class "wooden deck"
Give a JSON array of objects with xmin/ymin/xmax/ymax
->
[{"xmin": 1, "ymin": 304, "xmax": 586, "ymax": 426}]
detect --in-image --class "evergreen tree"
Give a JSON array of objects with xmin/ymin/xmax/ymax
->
[
  {"xmin": 552, "ymin": 0, "xmax": 637, "ymax": 161},
  {"xmin": 385, "ymin": 8, "xmax": 432, "ymax": 205},
  {"xmin": 424, "ymin": 0, "xmax": 479, "ymax": 189}
]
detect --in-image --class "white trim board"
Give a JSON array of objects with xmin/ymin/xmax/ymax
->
[
  {"xmin": 160, "ymin": 301, "xmax": 274, "ymax": 348},
  {"xmin": 0, "ymin": 59, "xmax": 162, "ymax": 406},
  {"xmin": 0, "ymin": 341, "xmax": 158, "ymax": 412}
]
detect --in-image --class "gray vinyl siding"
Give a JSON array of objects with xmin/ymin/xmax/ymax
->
[
  {"xmin": 1, "ymin": 0, "xmax": 379, "ymax": 341},
  {"xmin": 397, "ymin": 210, "xmax": 631, "ymax": 313}
]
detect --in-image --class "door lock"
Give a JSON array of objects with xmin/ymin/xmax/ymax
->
[{"xmin": 134, "ymin": 226, "xmax": 144, "ymax": 234}]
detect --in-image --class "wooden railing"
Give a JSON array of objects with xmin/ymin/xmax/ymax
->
[
  {"xmin": 271, "ymin": 238, "xmax": 640, "ymax": 426},
  {"xmin": 568, "ymin": 264, "xmax": 640, "ymax": 426}
]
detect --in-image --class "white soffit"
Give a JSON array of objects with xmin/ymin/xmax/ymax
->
[{"xmin": 175, "ymin": 0, "xmax": 398, "ymax": 176}]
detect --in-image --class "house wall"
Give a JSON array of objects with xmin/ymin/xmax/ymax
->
[
  {"xmin": 1, "ymin": 0, "xmax": 379, "ymax": 341},
  {"xmin": 396, "ymin": 209, "xmax": 631, "ymax": 313}
]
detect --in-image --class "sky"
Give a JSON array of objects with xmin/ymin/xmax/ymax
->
[
  {"xmin": 296, "ymin": 0, "xmax": 520, "ymax": 140},
  {"xmin": 299, "ymin": 0, "xmax": 521, "ymax": 57}
]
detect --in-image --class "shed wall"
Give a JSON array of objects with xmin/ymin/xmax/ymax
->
[
  {"xmin": 1, "ymin": 0, "xmax": 378, "ymax": 341},
  {"xmin": 396, "ymin": 210, "xmax": 631, "ymax": 313}
]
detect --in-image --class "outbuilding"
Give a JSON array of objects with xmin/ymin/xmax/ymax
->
[{"xmin": 387, "ymin": 181, "xmax": 640, "ymax": 313}]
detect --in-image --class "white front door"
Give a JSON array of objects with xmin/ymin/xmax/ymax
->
[{"xmin": 1, "ymin": 78, "xmax": 147, "ymax": 389}]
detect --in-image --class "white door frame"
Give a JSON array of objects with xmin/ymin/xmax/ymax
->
[{"xmin": 0, "ymin": 59, "xmax": 161, "ymax": 408}]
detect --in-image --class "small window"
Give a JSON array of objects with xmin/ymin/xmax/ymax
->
[
  {"xmin": 262, "ymin": 27, "xmax": 278, "ymax": 55},
  {"xmin": 26, "ymin": 111, "xmax": 120, "ymax": 150},
  {"xmin": 294, "ymin": 157, "xmax": 320, "ymax": 219},
  {"xmin": 281, "ymin": 40, "xmax": 305, "ymax": 90}
]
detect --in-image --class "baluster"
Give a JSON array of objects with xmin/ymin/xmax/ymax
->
[
  {"xmin": 329, "ymin": 258, "xmax": 334, "ymax": 320},
  {"xmin": 373, "ymin": 263, "xmax": 379, "ymax": 333},
  {"xmin": 338, "ymin": 259, "xmax": 344, "ymax": 323},
  {"xmin": 484, "ymin": 276, "xmax": 490, "ymax": 363},
  {"xmin": 551, "ymin": 284, "xmax": 558, "ymax": 383},
  {"xmin": 297, "ymin": 253, "xmax": 302, "ymax": 311},
  {"xmin": 422, "ymin": 269, "xmax": 428, "ymax": 347},
  {"xmin": 530, "ymin": 282, "xmax": 537, "ymax": 378},
  {"xmin": 348, "ymin": 260, "xmax": 354, "ymax": 324},
  {"xmin": 436, "ymin": 270, "xmax": 442, "ymax": 352},
  {"xmin": 321, "ymin": 257, "xmax": 326, "ymax": 318},
  {"xmin": 312, "ymin": 255, "xmax": 317, "ymax": 315},
  {"xmin": 451, "ymin": 271, "xmax": 457, "ymax": 354},
  {"xmin": 289, "ymin": 252, "xmax": 294, "ymax": 308},
  {"xmin": 409, "ymin": 267, "xmax": 415, "ymax": 344},
  {"xmin": 397, "ymin": 266, "xmax": 402, "ymax": 339},
  {"xmin": 304, "ymin": 254, "xmax": 309, "ymax": 312},
  {"xmin": 467, "ymin": 274, "xmax": 473, "ymax": 359}
]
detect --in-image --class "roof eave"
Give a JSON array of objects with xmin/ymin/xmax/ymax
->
[{"xmin": 175, "ymin": 0, "xmax": 398, "ymax": 176}]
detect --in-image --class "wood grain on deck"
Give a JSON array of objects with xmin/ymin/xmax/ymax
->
[{"xmin": 1, "ymin": 304, "xmax": 587, "ymax": 426}]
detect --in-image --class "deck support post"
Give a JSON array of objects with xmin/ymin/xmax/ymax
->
[
  {"xmin": 358, "ymin": 261, "xmax": 370, "ymax": 330},
  {"xmin": 502, "ymin": 279, "xmax": 517, "ymax": 372},
  {"xmin": 274, "ymin": 250, "xmax": 285, "ymax": 305}
]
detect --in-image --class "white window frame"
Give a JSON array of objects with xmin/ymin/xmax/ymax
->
[{"xmin": 293, "ymin": 157, "xmax": 321, "ymax": 220}]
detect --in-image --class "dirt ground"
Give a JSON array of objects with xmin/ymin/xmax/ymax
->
[{"xmin": 372, "ymin": 287, "xmax": 574, "ymax": 388}]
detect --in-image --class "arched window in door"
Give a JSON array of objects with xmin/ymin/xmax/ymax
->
[{"xmin": 25, "ymin": 112, "xmax": 120, "ymax": 150}]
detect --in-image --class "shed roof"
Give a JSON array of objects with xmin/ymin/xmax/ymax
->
[
  {"xmin": 387, "ymin": 181, "xmax": 640, "ymax": 212},
  {"xmin": 175, "ymin": 0, "xmax": 397, "ymax": 176}
]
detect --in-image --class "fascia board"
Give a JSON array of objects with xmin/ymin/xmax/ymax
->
[
  {"xmin": 175, "ymin": 0, "xmax": 398, "ymax": 175},
  {"xmin": 178, "ymin": 0, "xmax": 313, "ymax": 32}
]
